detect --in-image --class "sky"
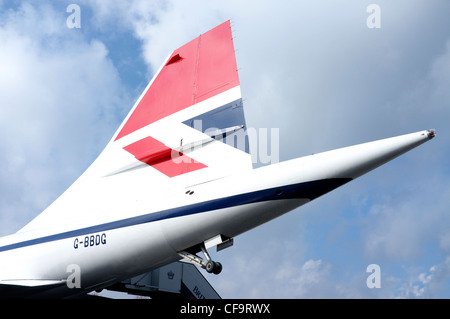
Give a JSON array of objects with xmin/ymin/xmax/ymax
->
[{"xmin": 0, "ymin": 0, "xmax": 449, "ymax": 298}]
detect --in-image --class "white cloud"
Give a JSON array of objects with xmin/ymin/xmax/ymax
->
[
  {"xmin": 0, "ymin": 2, "xmax": 128, "ymax": 235},
  {"xmin": 275, "ymin": 259, "xmax": 336, "ymax": 298},
  {"xmin": 208, "ymin": 235, "xmax": 380, "ymax": 298},
  {"xmin": 399, "ymin": 257, "xmax": 450, "ymax": 298},
  {"xmin": 85, "ymin": 0, "xmax": 234, "ymax": 75}
]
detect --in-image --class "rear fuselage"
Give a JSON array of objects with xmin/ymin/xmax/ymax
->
[{"xmin": 0, "ymin": 130, "xmax": 433, "ymax": 298}]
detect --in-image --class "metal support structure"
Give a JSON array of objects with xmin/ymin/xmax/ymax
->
[{"xmin": 103, "ymin": 261, "xmax": 221, "ymax": 299}]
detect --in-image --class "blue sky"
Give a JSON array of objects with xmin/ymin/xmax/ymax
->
[{"xmin": 0, "ymin": 0, "xmax": 449, "ymax": 298}]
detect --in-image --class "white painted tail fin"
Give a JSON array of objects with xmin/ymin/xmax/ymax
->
[
  {"xmin": 19, "ymin": 20, "xmax": 252, "ymax": 233},
  {"xmin": 97, "ymin": 20, "xmax": 252, "ymax": 182}
]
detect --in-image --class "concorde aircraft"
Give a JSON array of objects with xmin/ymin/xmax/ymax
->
[{"xmin": 0, "ymin": 21, "xmax": 435, "ymax": 298}]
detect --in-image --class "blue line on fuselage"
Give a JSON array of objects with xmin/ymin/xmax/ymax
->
[{"xmin": 0, "ymin": 178, "xmax": 351, "ymax": 252}]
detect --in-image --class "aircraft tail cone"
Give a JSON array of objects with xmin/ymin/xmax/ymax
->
[
  {"xmin": 305, "ymin": 129, "xmax": 436, "ymax": 181},
  {"xmin": 246, "ymin": 129, "xmax": 436, "ymax": 194},
  {"xmin": 427, "ymin": 129, "xmax": 436, "ymax": 139}
]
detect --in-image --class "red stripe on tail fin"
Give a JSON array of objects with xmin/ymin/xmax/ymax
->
[
  {"xmin": 123, "ymin": 136, "xmax": 207, "ymax": 177},
  {"xmin": 115, "ymin": 20, "xmax": 239, "ymax": 141}
]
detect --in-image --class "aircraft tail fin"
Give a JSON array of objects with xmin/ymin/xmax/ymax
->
[
  {"xmin": 98, "ymin": 20, "xmax": 252, "ymax": 182},
  {"xmin": 19, "ymin": 21, "xmax": 252, "ymax": 233}
]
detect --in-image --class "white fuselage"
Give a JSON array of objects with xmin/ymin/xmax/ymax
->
[{"xmin": 0, "ymin": 130, "xmax": 433, "ymax": 298}]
